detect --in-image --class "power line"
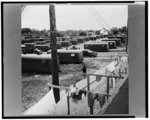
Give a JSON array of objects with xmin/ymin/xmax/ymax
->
[
  {"xmin": 87, "ymin": 6, "xmax": 111, "ymax": 31},
  {"xmin": 91, "ymin": 7, "xmax": 111, "ymax": 29},
  {"xmin": 91, "ymin": 7, "xmax": 111, "ymax": 30},
  {"xmin": 87, "ymin": 7, "xmax": 104, "ymax": 29}
]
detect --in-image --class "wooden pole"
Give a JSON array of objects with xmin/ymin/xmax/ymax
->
[{"xmin": 49, "ymin": 5, "xmax": 60, "ymax": 103}]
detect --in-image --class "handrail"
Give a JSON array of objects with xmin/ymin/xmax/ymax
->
[{"xmin": 73, "ymin": 72, "xmax": 124, "ymax": 78}]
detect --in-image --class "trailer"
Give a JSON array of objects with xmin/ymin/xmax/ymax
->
[
  {"xmin": 101, "ymin": 41, "xmax": 116, "ymax": 49},
  {"xmin": 38, "ymin": 38, "xmax": 44, "ymax": 41},
  {"xmin": 34, "ymin": 44, "xmax": 50, "ymax": 52},
  {"xmin": 90, "ymin": 36, "xmax": 97, "ymax": 41},
  {"xmin": 77, "ymin": 37, "xmax": 85, "ymax": 43},
  {"xmin": 89, "ymin": 41, "xmax": 116, "ymax": 49},
  {"xmin": 24, "ymin": 43, "xmax": 36, "ymax": 47},
  {"xmin": 70, "ymin": 39, "xmax": 78, "ymax": 45},
  {"xmin": 84, "ymin": 42, "xmax": 109, "ymax": 52},
  {"xmin": 22, "ymin": 54, "xmax": 59, "ymax": 73},
  {"xmin": 46, "ymin": 43, "xmax": 61, "ymax": 49},
  {"xmin": 58, "ymin": 41, "xmax": 71, "ymax": 47},
  {"xmin": 56, "ymin": 43, "xmax": 62, "ymax": 49},
  {"xmin": 57, "ymin": 50, "xmax": 84, "ymax": 63},
  {"xmin": 45, "ymin": 40, "xmax": 51, "ymax": 43},
  {"xmin": 108, "ymin": 36, "xmax": 126, "ymax": 42},
  {"xmin": 47, "ymin": 50, "xmax": 84, "ymax": 64},
  {"xmin": 22, "ymin": 39, "xmax": 35, "ymax": 44},
  {"xmin": 21, "ymin": 44, "xmax": 35, "ymax": 54},
  {"xmin": 102, "ymin": 38, "xmax": 121, "ymax": 46},
  {"xmin": 84, "ymin": 36, "xmax": 90, "ymax": 41},
  {"xmin": 117, "ymin": 36, "xmax": 127, "ymax": 43}
]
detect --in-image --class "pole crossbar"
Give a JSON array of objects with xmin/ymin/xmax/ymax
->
[{"xmin": 47, "ymin": 83, "xmax": 70, "ymax": 91}]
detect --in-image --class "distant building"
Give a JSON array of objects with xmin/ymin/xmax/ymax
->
[
  {"xmin": 100, "ymin": 29, "xmax": 109, "ymax": 36},
  {"xmin": 87, "ymin": 32, "xmax": 96, "ymax": 37}
]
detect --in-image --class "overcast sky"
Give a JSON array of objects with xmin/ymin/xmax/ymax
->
[{"xmin": 22, "ymin": 5, "xmax": 128, "ymax": 31}]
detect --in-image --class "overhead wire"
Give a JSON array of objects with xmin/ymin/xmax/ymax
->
[
  {"xmin": 92, "ymin": 7, "xmax": 111, "ymax": 29},
  {"xmin": 21, "ymin": 5, "xmax": 26, "ymax": 13},
  {"xmin": 86, "ymin": 7, "xmax": 104, "ymax": 29},
  {"xmin": 87, "ymin": 6, "xmax": 112, "ymax": 32},
  {"xmin": 91, "ymin": 7, "xmax": 111, "ymax": 30}
]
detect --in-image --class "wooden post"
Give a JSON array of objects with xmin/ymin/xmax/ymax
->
[
  {"xmin": 106, "ymin": 77, "xmax": 110, "ymax": 99},
  {"xmin": 67, "ymin": 95, "xmax": 70, "ymax": 115},
  {"xmin": 90, "ymin": 106, "xmax": 93, "ymax": 115},
  {"xmin": 49, "ymin": 5, "xmax": 60, "ymax": 103},
  {"xmin": 87, "ymin": 75, "xmax": 90, "ymax": 91},
  {"xmin": 87, "ymin": 75, "xmax": 93, "ymax": 115}
]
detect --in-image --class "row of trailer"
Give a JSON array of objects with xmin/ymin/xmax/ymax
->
[
  {"xmin": 21, "ymin": 37, "xmax": 122, "ymax": 53},
  {"xmin": 22, "ymin": 50, "xmax": 84, "ymax": 73},
  {"xmin": 84, "ymin": 38, "xmax": 121, "ymax": 52},
  {"xmin": 21, "ymin": 35, "xmax": 126, "ymax": 74}
]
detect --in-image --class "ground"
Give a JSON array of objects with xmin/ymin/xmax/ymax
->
[{"xmin": 22, "ymin": 56, "xmax": 112, "ymax": 112}]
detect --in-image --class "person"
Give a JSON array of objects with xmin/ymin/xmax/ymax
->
[
  {"xmin": 66, "ymin": 47, "xmax": 68, "ymax": 50},
  {"xmin": 82, "ymin": 64, "xmax": 87, "ymax": 76}
]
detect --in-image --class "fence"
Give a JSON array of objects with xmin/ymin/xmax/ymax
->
[{"xmin": 48, "ymin": 62, "xmax": 128, "ymax": 115}]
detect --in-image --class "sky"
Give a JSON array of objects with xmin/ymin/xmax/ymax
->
[{"xmin": 22, "ymin": 4, "xmax": 128, "ymax": 31}]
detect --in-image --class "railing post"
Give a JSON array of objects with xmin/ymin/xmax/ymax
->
[
  {"xmin": 90, "ymin": 106, "xmax": 93, "ymax": 115},
  {"xmin": 106, "ymin": 77, "xmax": 110, "ymax": 100},
  {"xmin": 87, "ymin": 75, "xmax": 90, "ymax": 91},
  {"xmin": 87, "ymin": 75, "xmax": 93, "ymax": 115},
  {"xmin": 67, "ymin": 95, "xmax": 70, "ymax": 115}
]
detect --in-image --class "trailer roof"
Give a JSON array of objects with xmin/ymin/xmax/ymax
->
[
  {"xmin": 24, "ymin": 43, "xmax": 36, "ymax": 45},
  {"xmin": 47, "ymin": 49, "xmax": 83, "ymax": 54},
  {"xmin": 22, "ymin": 54, "xmax": 51, "ymax": 59},
  {"xmin": 58, "ymin": 49, "xmax": 82, "ymax": 53},
  {"xmin": 34, "ymin": 44, "xmax": 50, "ymax": 47},
  {"xmin": 100, "ymin": 41, "xmax": 116, "ymax": 43},
  {"xmin": 102, "ymin": 38, "xmax": 121, "ymax": 41},
  {"xmin": 70, "ymin": 39, "xmax": 77, "ymax": 41},
  {"xmin": 85, "ymin": 42, "xmax": 108, "ymax": 45},
  {"xmin": 58, "ymin": 41, "xmax": 70, "ymax": 43}
]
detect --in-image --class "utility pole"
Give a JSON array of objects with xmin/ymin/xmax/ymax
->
[{"xmin": 49, "ymin": 5, "xmax": 60, "ymax": 103}]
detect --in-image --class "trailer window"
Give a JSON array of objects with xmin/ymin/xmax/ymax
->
[{"xmin": 71, "ymin": 54, "xmax": 75, "ymax": 57}]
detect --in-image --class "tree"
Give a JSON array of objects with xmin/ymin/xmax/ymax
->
[
  {"xmin": 21, "ymin": 28, "xmax": 32, "ymax": 34},
  {"xmin": 111, "ymin": 27, "xmax": 118, "ymax": 35},
  {"xmin": 79, "ymin": 31, "xmax": 87, "ymax": 36},
  {"xmin": 95, "ymin": 30, "xmax": 100, "ymax": 35},
  {"xmin": 121, "ymin": 26, "xmax": 127, "ymax": 34},
  {"xmin": 55, "ymin": 30, "xmax": 64, "ymax": 37}
]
